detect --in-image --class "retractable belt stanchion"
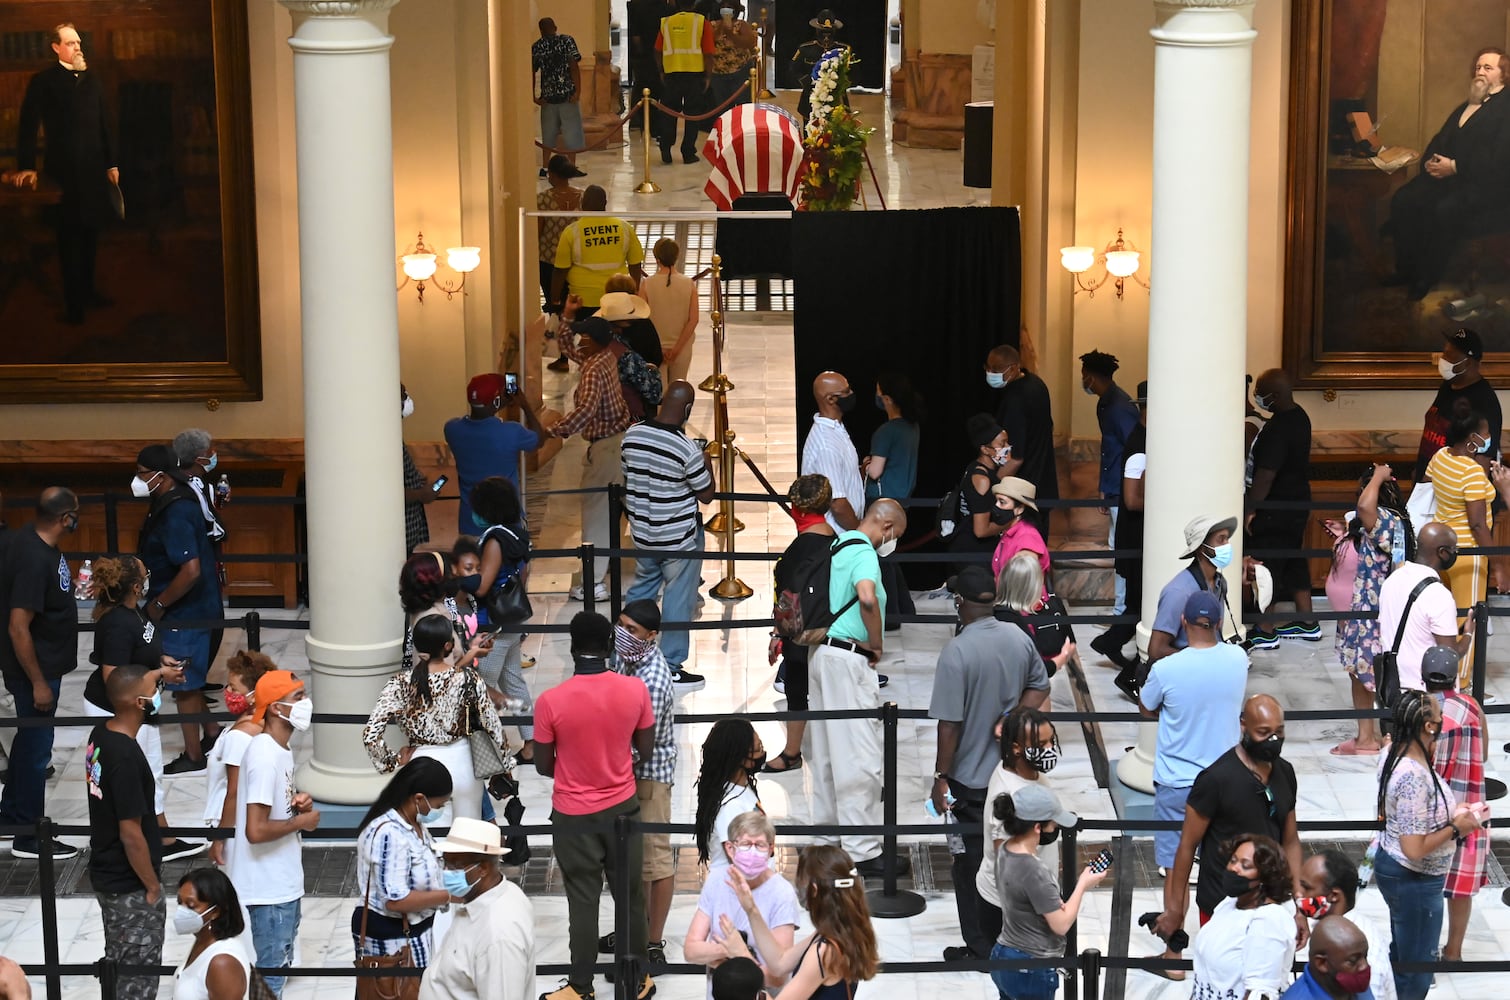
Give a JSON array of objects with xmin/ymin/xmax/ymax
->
[
  {"xmin": 608, "ymin": 485, "xmax": 626, "ymax": 620},
  {"xmin": 579, "ymin": 543, "xmax": 598, "ymax": 613},
  {"xmin": 39, "ymin": 818, "xmax": 61, "ymax": 1000},
  {"xmin": 1082, "ymin": 949, "xmax": 1102, "ymax": 1000},
  {"xmin": 750, "ymin": 66, "xmax": 759, "ymax": 105},
  {"xmin": 1060, "ymin": 824, "xmax": 1079, "ymax": 998},
  {"xmin": 866, "ymin": 702, "xmax": 926, "ymax": 917},
  {"xmin": 700, "ymin": 255, "xmax": 752, "ymax": 601},
  {"xmin": 634, "ymin": 89, "xmax": 661, "ymax": 195},
  {"xmin": 757, "ymin": 10, "xmax": 775, "ymax": 100}
]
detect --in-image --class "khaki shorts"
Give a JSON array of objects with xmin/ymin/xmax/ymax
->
[{"xmin": 637, "ymin": 779, "xmax": 674, "ymax": 881}]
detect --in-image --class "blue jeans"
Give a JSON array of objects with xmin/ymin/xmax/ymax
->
[
  {"xmin": 248, "ymin": 899, "xmax": 302, "ymax": 996},
  {"xmin": 626, "ymin": 528, "xmax": 704, "ymax": 669},
  {"xmin": 0, "ymin": 674, "xmax": 60, "ymax": 848},
  {"xmin": 1374, "ymin": 848, "xmax": 1444, "ymax": 1000},
  {"xmin": 989, "ymin": 942, "xmax": 1059, "ymax": 1000}
]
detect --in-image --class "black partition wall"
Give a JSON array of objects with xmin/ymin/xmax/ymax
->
[
  {"xmin": 791, "ymin": 206, "xmax": 1022, "ymax": 505},
  {"xmin": 774, "ymin": 0, "xmax": 888, "ymax": 91}
]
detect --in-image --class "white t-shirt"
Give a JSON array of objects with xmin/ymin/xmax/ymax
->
[
  {"xmin": 203, "ymin": 727, "xmax": 255, "ymax": 825},
  {"xmin": 1123, "ymin": 453, "xmax": 1146, "ymax": 479},
  {"xmin": 1189, "ymin": 896, "xmax": 1296, "ymax": 1000},
  {"xmin": 226, "ymin": 733, "xmax": 303, "ymax": 906},
  {"xmin": 174, "ymin": 937, "xmax": 251, "ymax": 1000},
  {"xmin": 708, "ymin": 782, "xmax": 761, "ymax": 873},
  {"xmin": 695, "ymin": 872, "xmax": 800, "ymax": 1000},
  {"xmin": 1376, "ymin": 562, "xmax": 1458, "ymax": 691},
  {"xmin": 976, "ymin": 767, "xmax": 1058, "ymax": 906}
]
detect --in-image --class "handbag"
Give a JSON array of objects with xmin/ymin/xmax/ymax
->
[
  {"xmin": 482, "ymin": 525, "xmax": 534, "ymax": 625},
  {"xmin": 354, "ymin": 838, "xmax": 421, "ymax": 1000},
  {"xmin": 1406, "ymin": 480, "xmax": 1436, "ymax": 524},
  {"xmin": 464, "ymin": 677, "xmax": 509, "ymax": 780},
  {"xmin": 1372, "ymin": 577, "xmax": 1436, "ymax": 711}
]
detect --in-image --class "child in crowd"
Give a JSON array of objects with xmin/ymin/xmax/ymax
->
[{"xmin": 204, "ymin": 651, "xmax": 274, "ymax": 866}]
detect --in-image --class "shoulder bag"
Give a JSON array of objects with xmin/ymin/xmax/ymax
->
[
  {"xmin": 354, "ymin": 829, "xmax": 421, "ymax": 1000},
  {"xmin": 1372, "ymin": 577, "xmax": 1436, "ymax": 711},
  {"xmin": 482, "ymin": 525, "xmax": 534, "ymax": 625},
  {"xmin": 463, "ymin": 674, "xmax": 510, "ymax": 780}
]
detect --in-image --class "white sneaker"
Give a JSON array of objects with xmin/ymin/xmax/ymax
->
[
  {"xmin": 568, "ymin": 583, "xmax": 609, "ymax": 602},
  {"xmin": 773, "ymin": 680, "xmax": 786, "ymax": 695}
]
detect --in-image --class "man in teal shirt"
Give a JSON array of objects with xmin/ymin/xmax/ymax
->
[{"xmin": 807, "ymin": 498, "xmax": 905, "ymax": 876}]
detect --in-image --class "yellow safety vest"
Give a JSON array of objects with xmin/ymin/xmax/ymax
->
[
  {"xmin": 572, "ymin": 219, "xmax": 628, "ymax": 270},
  {"xmin": 660, "ymin": 12, "xmax": 706, "ymax": 74}
]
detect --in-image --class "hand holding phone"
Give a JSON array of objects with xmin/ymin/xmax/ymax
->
[
  {"xmin": 1089, "ymin": 848, "xmax": 1114, "ymax": 874},
  {"xmin": 431, "ymin": 475, "xmax": 449, "ymax": 494},
  {"xmin": 504, "ymin": 373, "xmax": 520, "ymax": 396}
]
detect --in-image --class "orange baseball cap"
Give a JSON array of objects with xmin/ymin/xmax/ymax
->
[{"xmin": 251, "ymin": 670, "xmax": 304, "ymax": 724}]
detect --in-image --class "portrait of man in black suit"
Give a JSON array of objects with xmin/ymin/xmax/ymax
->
[{"xmin": 10, "ymin": 22, "xmax": 119, "ymax": 325}]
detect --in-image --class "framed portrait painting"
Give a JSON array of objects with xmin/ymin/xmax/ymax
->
[
  {"xmin": 0, "ymin": 0, "xmax": 260, "ymax": 402},
  {"xmin": 1285, "ymin": 0, "xmax": 1510, "ymax": 387}
]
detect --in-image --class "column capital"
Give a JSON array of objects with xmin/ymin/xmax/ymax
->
[
  {"xmin": 278, "ymin": 0, "xmax": 399, "ymax": 15},
  {"xmin": 1151, "ymin": 0, "xmax": 1256, "ymax": 47}
]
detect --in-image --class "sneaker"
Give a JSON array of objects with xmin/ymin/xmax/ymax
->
[
  {"xmin": 772, "ymin": 679, "xmax": 786, "ymax": 695},
  {"xmin": 1090, "ymin": 632, "xmax": 1135, "ymax": 670},
  {"xmin": 521, "ymin": 655, "xmax": 537, "ymax": 669},
  {"xmin": 162, "ymin": 753, "xmax": 207, "ymax": 777},
  {"xmin": 568, "ymin": 583, "xmax": 609, "ymax": 602},
  {"xmin": 878, "ymin": 674, "xmax": 890, "ymax": 689},
  {"xmin": 1275, "ymin": 622, "xmax": 1323, "ymax": 641},
  {"xmin": 539, "ymin": 983, "xmax": 594, "ymax": 1000},
  {"xmin": 943, "ymin": 945, "xmax": 979, "ymax": 961},
  {"xmin": 597, "ymin": 932, "xmax": 616, "ymax": 954},
  {"xmin": 539, "ymin": 168, "xmax": 548, "ymax": 178},
  {"xmin": 161, "ymin": 839, "xmax": 209, "ymax": 863},
  {"xmin": 11, "ymin": 838, "xmax": 78, "ymax": 861},
  {"xmin": 855, "ymin": 853, "xmax": 911, "ymax": 877},
  {"xmin": 200, "ymin": 728, "xmax": 220, "ymax": 756},
  {"xmin": 671, "ymin": 668, "xmax": 706, "ymax": 692},
  {"xmin": 1243, "ymin": 629, "xmax": 1280, "ymax": 651},
  {"xmin": 547, "ymin": 356, "xmax": 571, "ymax": 373},
  {"xmin": 647, "ymin": 941, "xmax": 667, "ymax": 969},
  {"xmin": 1113, "ymin": 670, "xmax": 1141, "ymax": 704}
]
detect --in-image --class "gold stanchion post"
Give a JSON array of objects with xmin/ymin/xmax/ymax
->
[
  {"xmin": 634, "ymin": 88, "xmax": 661, "ymax": 195},
  {"xmin": 698, "ymin": 256, "xmax": 752, "ymax": 601},
  {"xmin": 757, "ymin": 9, "xmax": 775, "ymax": 99},
  {"xmin": 749, "ymin": 66, "xmax": 759, "ymax": 105}
]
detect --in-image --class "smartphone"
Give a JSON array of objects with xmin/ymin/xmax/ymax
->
[
  {"xmin": 1089, "ymin": 848, "xmax": 1114, "ymax": 874},
  {"xmin": 504, "ymin": 373, "xmax": 520, "ymax": 396},
  {"xmin": 694, "ymin": 437, "xmax": 710, "ymax": 451},
  {"xmin": 431, "ymin": 475, "xmax": 449, "ymax": 494}
]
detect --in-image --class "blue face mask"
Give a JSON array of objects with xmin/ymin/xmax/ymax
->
[
  {"xmin": 418, "ymin": 795, "xmax": 445, "ymax": 825},
  {"xmin": 472, "ymin": 512, "xmax": 492, "ymax": 530},
  {"xmin": 1207, "ymin": 543, "xmax": 1234, "ymax": 569},
  {"xmin": 985, "ymin": 372, "xmax": 1006, "ymax": 389},
  {"xmin": 442, "ymin": 865, "xmax": 477, "ymax": 897},
  {"xmin": 138, "ymin": 690, "xmax": 162, "ymax": 716},
  {"xmin": 201, "ymin": 453, "xmax": 218, "ymax": 473},
  {"xmin": 1475, "ymin": 433, "xmax": 1494, "ymax": 454}
]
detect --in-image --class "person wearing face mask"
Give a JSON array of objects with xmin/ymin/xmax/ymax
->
[
  {"xmin": 420, "ymin": 817, "xmax": 535, "ymax": 1000},
  {"xmin": 1147, "ymin": 514, "xmax": 1239, "ymax": 669},
  {"xmin": 988, "ymin": 476, "xmax": 1050, "ymax": 584},
  {"xmin": 694, "ymin": 719, "xmax": 766, "ymax": 876},
  {"xmin": 928, "ymin": 565, "xmax": 1049, "ymax": 962},
  {"xmin": 1296, "ymin": 851, "xmax": 1396, "ymax": 1000},
  {"xmin": 444, "ymin": 372, "xmax": 543, "ymax": 536},
  {"xmin": 533, "ymin": 612, "xmax": 657, "ymax": 1000},
  {"xmin": 983, "ymin": 343, "xmax": 1060, "ymax": 534},
  {"xmin": 610, "ymin": 600, "xmax": 680, "ymax": 968},
  {"xmin": 808, "ymin": 498, "xmax": 907, "ymax": 876},
  {"xmin": 225, "ymin": 670, "xmax": 321, "ymax": 997},
  {"xmin": 1414, "ymin": 328, "xmax": 1500, "ymax": 483},
  {"xmin": 467, "ymin": 477, "xmax": 537, "ymax": 755},
  {"xmin": 1423, "ymin": 408, "xmax": 1501, "ymax": 670},
  {"xmin": 1243, "ymin": 367, "xmax": 1318, "ymax": 646},
  {"xmin": 1376, "ymin": 521, "xmax": 1478, "ymax": 695},
  {"xmin": 171, "ymin": 427, "xmax": 231, "ymax": 674},
  {"xmin": 1093, "ymin": 380, "xmax": 1150, "ymax": 679},
  {"xmin": 172, "ymin": 867, "xmax": 251, "ymax": 1000},
  {"xmin": 945, "ymin": 413, "xmax": 1012, "ymax": 571},
  {"xmin": 621, "ymin": 381, "xmax": 717, "ymax": 692},
  {"xmin": 352, "ymin": 759, "xmax": 455, "ymax": 971},
  {"xmin": 1188, "ymin": 834, "xmax": 1298, "ymax": 1000},
  {"xmin": 133, "ymin": 444, "xmax": 224, "ymax": 777},
  {"xmin": 802, "ymin": 371, "xmax": 867, "ymax": 532},
  {"xmin": 1153, "ymin": 695, "xmax": 1304, "ymax": 975},
  {"xmin": 85, "ymin": 663, "xmax": 167, "ymax": 1000},
  {"xmin": 0, "ymin": 487, "xmax": 81, "ymax": 862},
  {"xmin": 1284, "ymin": 916, "xmax": 1375, "ymax": 1000},
  {"xmin": 709, "ymin": 1, "xmax": 758, "ymax": 109},
  {"xmin": 684, "ymin": 811, "xmax": 800, "ymax": 999},
  {"xmin": 203, "ymin": 652, "xmax": 271, "ymax": 869},
  {"xmin": 1080, "ymin": 350, "xmax": 1140, "ymax": 618},
  {"xmin": 396, "ymin": 385, "xmax": 437, "ymax": 555}
]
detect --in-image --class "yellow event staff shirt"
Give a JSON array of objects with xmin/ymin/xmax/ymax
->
[
  {"xmin": 553, "ymin": 216, "xmax": 645, "ymax": 307},
  {"xmin": 658, "ymin": 11, "xmax": 709, "ymax": 74}
]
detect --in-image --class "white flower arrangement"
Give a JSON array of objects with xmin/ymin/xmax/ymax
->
[{"xmin": 805, "ymin": 49, "xmax": 845, "ymax": 140}]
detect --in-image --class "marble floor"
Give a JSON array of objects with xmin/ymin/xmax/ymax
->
[{"xmin": 14, "ymin": 103, "xmax": 1510, "ymax": 1000}]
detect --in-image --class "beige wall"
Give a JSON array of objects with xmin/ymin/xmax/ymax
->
[{"xmin": 917, "ymin": 0, "xmax": 994, "ymax": 54}]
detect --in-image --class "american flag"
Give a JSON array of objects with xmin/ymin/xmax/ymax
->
[{"xmin": 701, "ymin": 103, "xmax": 804, "ymax": 211}]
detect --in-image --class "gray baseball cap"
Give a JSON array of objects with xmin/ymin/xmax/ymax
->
[{"xmin": 1012, "ymin": 784, "xmax": 1078, "ymax": 829}]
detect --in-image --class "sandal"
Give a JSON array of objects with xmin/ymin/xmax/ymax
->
[
  {"xmin": 761, "ymin": 751, "xmax": 803, "ymax": 773},
  {"xmin": 1330, "ymin": 738, "xmax": 1382, "ymax": 756},
  {"xmin": 515, "ymin": 740, "xmax": 536, "ymax": 766}
]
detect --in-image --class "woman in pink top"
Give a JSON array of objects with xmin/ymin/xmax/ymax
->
[{"xmin": 989, "ymin": 477, "xmax": 1051, "ymax": 590}]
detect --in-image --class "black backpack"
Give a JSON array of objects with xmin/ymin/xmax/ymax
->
[{"xmin": 774, "ymin": 536, "xmax": 868, "ymax": 644}]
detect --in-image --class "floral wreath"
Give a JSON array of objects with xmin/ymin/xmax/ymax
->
[{"xmin": 799, "ymin": 48, "xmax": 873, "ymax": 212}]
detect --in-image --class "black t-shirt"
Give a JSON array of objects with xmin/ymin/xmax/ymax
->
[
  {"xmin": 619, "ymin": 319, "xmax": 665, "ymax": 367},
  {"xmin": 1249, "ymin": 405, "xmax": 1312, "ymax": 539},
  {"xmin": 84, "ymin": 606, "xmax": 163, "ymax": 714},
  {"xmin": 951, "ymin": 461, "xmax": 998, "ymax": 550},
  {"xmin": 85, "ymin": 724, "xmax": 162, "ymax": 893},
  {"xmin": 1113, "ymin": 424, "xmax": 1146, "ymax": 578},
  {"xmin": 0, "ymin": 529, "xmax": 79, "ymax": 681},
  {"xmin": 993, "ymin": 371, "xmax": 1060, "ymax": 501},
  {"xmin": 1185, "ymin": 747, "xmax": 1297, "ymax": 913},
  {"xmin": 1415, "ymin": 378, "xmax": 1503, "ymax": 480}
]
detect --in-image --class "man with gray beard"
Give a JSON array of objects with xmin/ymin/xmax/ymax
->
[{"xmin": 1388, "ymin": 46, "xmax": 1510, "ymax": 300}]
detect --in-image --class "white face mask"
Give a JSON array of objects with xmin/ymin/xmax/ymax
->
[
  {"xmin": 278, "ymin": 699, "xmax": 313, "ymax": 731},
  {"xmin": 172, "ymin": 903, "xmax": 214, "ymax": 936},
  {"xmin": 992, "ymin": 445, "xmax": 1012, "ymax": 466},
  {"xmin": 130, "ymin": 473, "xmax": 158, "ymax": 498},
  {"xmin": 401, "ymin": 396, "xmax": 415, "ymax": 419},
  {"xmin": 985, "ymin": 372, "xmax": 1006, "ymax": 389},
  {"xmin": 1439, "ymin": 356, "xmax": 1466, "ymax": 380},
  {"xmin": 876, "ymin": 531, "xmax": 897, "ymax": 559}
]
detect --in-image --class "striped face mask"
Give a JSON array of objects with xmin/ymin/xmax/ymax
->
[{"xmin": 614, "ymin": 625, "xmax": 656, "ymax": 664}]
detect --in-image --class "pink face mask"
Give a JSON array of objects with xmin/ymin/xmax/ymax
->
[{"xmin": 730, "ymin": 845, "xmax": 771, "ymax": 878}]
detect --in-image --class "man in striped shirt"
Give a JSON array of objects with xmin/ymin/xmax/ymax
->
[{"xmin": 621, "ymin": 380, "xmax": 715, "ymax": 690}]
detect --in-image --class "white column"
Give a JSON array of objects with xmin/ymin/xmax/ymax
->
[
  {"xmin": 1116, "ymin": 0, "xmax": 1255, "ymax": 793},
  {"xmin": 281, "ymin": 0, "xmax": 406, "ymax": 803}
]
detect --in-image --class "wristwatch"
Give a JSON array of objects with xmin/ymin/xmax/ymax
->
[
  {"xmin": 933, "ymin": 771, "xmax": 949, "ymax": 782},
  {"xmin": 151, "ymin": 600, "xmax": 166, "ymax": 613}
]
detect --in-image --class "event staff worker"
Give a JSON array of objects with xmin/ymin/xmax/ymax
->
[
  {"xmin": 1245, "ymin": 368, "xmax": 1319, "ymax": 646},
  {"xmin": 655, "ymin": 0, "xmax": 716, "ymax": 164},
  {"xmin": 86, "ymin": 663, "xmax": 165, "ymax": 1000},
  {"xmin": 532, "ymin": 18, "xmax": 585, "ymax": 174},
  {"xmin": 1146, "ymin": 514, "xmax": 1238, "ymax": 668},
  {"xmin": 1424, "ymin": 647, "xmax": 1488, "ymax": 964},
  {"xmin": 133, "ymin": 444, "xmax": 224, "ymax": 777},
  {"xmin": 1283, "ymin": 916, "xmax": 1374, "ymax": 1000},
  {"xmin": 1153, "ymin": 695, "xmax": 1304, "ymax": 969},
  {"xmin": 984, "ymin": 343, "xmax": 1059, "ymax": 538},
  {"xmin": 929, "ymin": 564, "xmax": 1049, "ymax": 961},
  {"xmin": 444, "ymin": 373, "xmax": 543, "ymax": 533},
  {"xmin": 420, "ymin": 817, "xmax": 536, "ymax": 1000},
  {"xmin": 1297, "ymin": 850, "xmax": 1396, "ymax": 1000},
  {"xmin": 801, "ymin": 371, "xmax": 867, "ymax": 531},
  {"xmin": 1376, "ymin": 521, "xmax": 1475, "ymax": 693},
  {"xmin": 551, "ymin": 185, "xmax": 647, "ymax": 318},
  {"xmin": 1388, "ymin": 47, "xmax": 1510, "ymax": 301},
  {"xmin": 621, "ymin": 381, "xmax": 715, "ymax": 690},
  {"xmin": 0, "ymin": 487, "xmax": 80, "ymax": 861},
  {"xmin": 548, "ymin": 314, "xmax": 634, "ymax": 603},
  {"xmin": 534, "ymin": 612, "xmax": 657, "ymax": 1000},
  {"xmin": 1415, "ymin": 328, "xmax": 1501, "ymax": 480},
  {"xmin": 808, "ymin": 499, "xmax": 906, "ymax": 875},
  {"xmin": 12, "ymin": 22, "xmax": 118, "ymax": 326}
]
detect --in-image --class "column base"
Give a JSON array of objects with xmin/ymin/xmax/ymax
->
[
  {"xmin": 889, "ymin": 51, "xmax": 971, "ymax": 149},
  {"xmin": 297, "ymin": 751, "xmax": 391, "ymax": 805},
  {"xmin": 1114, "ymin": 623, "xmax": 1156, "ymax": 794}
]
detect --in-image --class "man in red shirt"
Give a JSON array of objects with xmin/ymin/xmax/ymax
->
[{"xmin": 535, "ymin": 612, "xmax": 657, "ymax": 1000}]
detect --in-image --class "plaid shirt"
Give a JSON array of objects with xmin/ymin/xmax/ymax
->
[
  {"xmin": 617, "ymin": 645, "xmax": 677, "ymax": 783},
  {"xmin": 402, "ymin": 445, "xmax": 429, "ymax": 553},
  {"xmin": 553, "ymin": 348, "xmax": 631, "ymax": 441},
  {"xmin": 537, "ymin": 185, "xmax": 582, "ymax": 264},
  {"xmin": 1435, "ymin": 689, "xmax": 1489, "ymax": 897}
]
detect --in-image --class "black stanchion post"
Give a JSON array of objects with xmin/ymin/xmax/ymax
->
[
  {"xmin": 38, "ymin": 818, "xmax": 61, "ymax": 1000},
  {"xmin": 865, "ymin": 702, "xmax": 926, "ymax": 918},
  {"xmin": 245, "ymin": 611, "xmax": 262, "ymax": 653},
  {"xmin": 97, "ymin": 957, "xmax": 119, "ymax": 1000},
  {"xmin": 103, "ymin": 492, "xmax": 120, "ymax": 554},
  {"xmin": 1473, "ymin": 600, "xmax": 1489, "ymax": 705},
  {"xmin": 608, "ymin": 485, "xmax": 625, "ymax": 621},
  {"xmin": 1060, "ymin": 825, "xmax": 1078, "ymax": 999},
  {"xmin": 612, "ymin": 812, "xmax": 636, "ymax": 1000},
  {"xmin": 1081, "ymin": 948, "xmax": 1101, "ymax": 1000},
  {"xmin": 579, "ymin": 543, "xmax": 597, "ymax": 614}
]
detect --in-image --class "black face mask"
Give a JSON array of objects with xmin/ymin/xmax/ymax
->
[
  {"xmin": 835, "ymin": 393, "xmax": 857, "ymax": 414},
  {"xmin": 573, "ymin": 654, "xmax": 610, "ymax": 675},
  {"xmin": 990, "ymin": 507, "xmax": 1016, "ymax": 526},
  {"xmin": 1439, "ymin": 546, "xmax": 1459, "ymax": 571},
  {"xmin": 1038, "ymin": 827, "xmax": 1060, "ymax": 846},
  {"xmin": 747, "ymin": 751, "xmax": 767, "ymax": 774},
  {"xmin": 1242, "ymin": 733, "xmax": 1285, "ymax": 763},
  {"xmin": 1221, "ymin": 869, "xmax": 1256, "ymax": 898},
  {"xmin": 450, "ymin": 574, "xmax": 482, "ymax": 596}
]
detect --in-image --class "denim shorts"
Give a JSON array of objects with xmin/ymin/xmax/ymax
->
[{"xmin": 541, "ymin": 100, "xmax": 585, "ymax": 151}]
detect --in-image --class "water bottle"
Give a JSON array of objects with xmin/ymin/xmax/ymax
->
[
  {"xmin": 74, "ymin": 559, "xmax": 93, "ymax": 601},
  {"xmin": 1357, "ymin": 837, "xmax": 1378, "ymax": 886},
  {"xmin": 215, "ymin": 474, "xmax": 231, "ymax": 505}
]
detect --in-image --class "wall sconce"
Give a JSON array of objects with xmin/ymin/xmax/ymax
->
[
  {"xmin": 397, "ymin": 232, "xmax": 481, "ymax": 303},
  {"xmin": 1059, "ymin": 228, "xmax": 1149, "ymax": 300}
]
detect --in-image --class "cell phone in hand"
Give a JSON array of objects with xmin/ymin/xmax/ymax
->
[
  {"xmin": 431, "ymin": 475, "xmax": 449, "ymax": 494},
  {"xmin": 504, "ymin": 373, "xmax": 520, "ymax": 396},
  {"xmin": 1089, "ymin": 848, "xmax": 1113, "ymax": 874}
]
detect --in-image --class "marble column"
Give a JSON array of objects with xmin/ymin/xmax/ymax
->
[
  {"xmin": 1116, "ymin": 0, "xmax": 1255, "ymax": 793},
  {"xmin": 280, "ymin": 0, "xmax": 406, "ymax": 803}
]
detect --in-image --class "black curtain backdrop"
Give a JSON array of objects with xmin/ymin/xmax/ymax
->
[
  {"xmin": 790, "ymin": 207, "xmax": 1021, "ymax": 588},
  {"xmin": 775, "ymin": 0, "xmax": 887, "ymax": 90}
]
